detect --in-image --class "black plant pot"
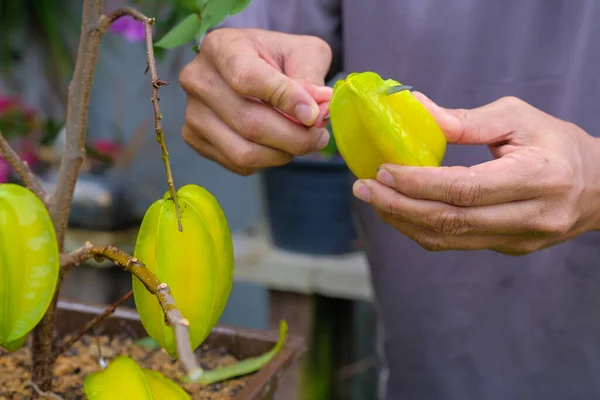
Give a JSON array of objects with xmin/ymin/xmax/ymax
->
[{"xmin": 261, "ymin": 155, "xmax": 359, "ymax": 255}]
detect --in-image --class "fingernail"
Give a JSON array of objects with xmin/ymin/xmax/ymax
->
[
  {"xmin": 353, "ymin": 181, "xmax": 371, "ymax": 203},
  {"xmin": 295, "ymin": 103, "xmax": 318, "ymax": 125},
  {"xmin": 316, "ymin": 129, "xmax": 330, "ymax": 150},
  {"xmin": 413, "ymin": 92, "xmax": 437, "ymax": 109},
  {"xmin": 376, "ymin": 168, "xmax": 394, "ymax": 187}
]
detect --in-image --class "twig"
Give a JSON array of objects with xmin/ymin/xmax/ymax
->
[
  {"xmin": 28, "ymin": 381, "xmax": 64, "ymax": 400},
  {"xmin": 0, "ymin": 131, "xmax": 50, "ymax": 205},
  {"xmin": 94, "ymin": 333, "xmax": 108, "ymax": 369},
  {"xmin": 143, "ymin": 18, "xmax": 182, "ymax": 232},
  {"xmin": 50, "ymin": 0, "xmax": 105, "ymax": 249},
  {"xmin": 102, "ymin": 7, "xmax": 182, "ymax": 231},
  {"xmin": 55, "ymin": 290, "xmax": 133, "ymax": 358},
  {"xmin": 59, "ymin": 241, "xmax": 94, "ymax": 277},
  {"xmin": 103, "ymin": 6, "xmax": 148, "ymax": 24},
  {"xmin": 69, "ymin": 244, "xmax": 202, "ymax": 379}
]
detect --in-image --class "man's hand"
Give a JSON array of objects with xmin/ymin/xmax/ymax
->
[
  {"xmin": 179, "ymin": 28, "xmax": 332, "ymax": 175},
  {"xmin": 353, "ymin": 94, "xmax": 600, "ymax": 255}
]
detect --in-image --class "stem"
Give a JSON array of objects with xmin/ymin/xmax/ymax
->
[
  {"xmin": 50, "ymin": 0, "xmax": 105, "ymax": 249},
  {"xmin": 90, "ymin": 245, "xmax": 200, "ymax": 377},
  {"xmin": 59, "ymin": 241, "xmax": 94, "ymax": 278},
  {"xmin": 28, "ymin": 381, "xmax": 64, "ymax": 400},
  {"xmin": 55, "ymin": 290, "xmax": 133, "ymax": 357},
  {"xmin": 103, "ymin": 7, "xmax": 182, "ymax": 231},
  {"xmin": 0, "ymin": 131, "xmax": 50, "ymax": 205},
  {"xmin": 144, "ymin": 19, "xmax": 182, "ymax": 231},
  {"xmin": 59, "ymin": 243, "xmax": 203, "ymax": 379},
  {"xmin": 91, "ymin": 243, "xmax": 289, "ymax": 385},
  {"xmin": 31, "ymin": 1, "xmax": 105, "ymax": 395}
]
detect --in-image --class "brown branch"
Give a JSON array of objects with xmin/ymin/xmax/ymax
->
[
  {"xmin": 55, "ymin": 290, "xmax": 133, "ymax": 357},
  {"xmin": 59, "ymin": 241, "xmax": 94, "ymax": 277},
  {"xmin": 32, "ymin": 2, "xmax": 186, "ymax": 394},
  {"xmin": 104, "ymin": 6, "xmax": 149, "ymax": 24},
  {"xmin": 32, "ymin": 1, "xmax": 106, "ymax": 395},
  {"xmin": 0, "ymin": 131, "xmax": 50, "ymax": 205},
  {"xmin": 50, "ymin": 0, "xmax": 105, "ymax": 250},
  {"xmin": 101, "ymin": 7, "xmax": 182, "ymax": 231},
  {"xmin": 82, "ymin": 244, "xmax": 202, "ymax": 379},
  {"xmin": 143, "ymin": 18, "xmax": 182, "ymax": 232}
]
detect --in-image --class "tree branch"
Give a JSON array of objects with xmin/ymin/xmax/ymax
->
[
  {"xmin": 104, "ymin": 6, "xmax": 148, "ymax": 25},
  {"xmin": 55, "ymin": 290, "xmax": 133, "ymax": 358},
  {"xmin": 0, "ymin": 131, "xmax": 50, "ymax": 205},
  {"xmin": 59, "ymin": 241, "xmax": 94, "ymax": 277},
  {"xmin": 101, "ymin": 7, "xmax": 182, "ymax": 232},
  {"xmin": 64, "ymin": 244, "xmax": 203, "ymax": 379},
  {"xmin": 31, "ymin": 2, "xmax": 185, "ymax": 394},
  {"xmin": 32, "ymin": 1, "xmax": 106, "ymax": 394},
  {"xmin": 50, "ymin": 0, "xmax": 105, "ymax": 250}
]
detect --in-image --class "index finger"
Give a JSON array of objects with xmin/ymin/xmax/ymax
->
[
  {"xmin": 213, "ymin": 43, "xmax": 321, "ymax": 127},
  {"xmin": 377, "ymin": 157, "xmax": 540, "ymax": 207}
]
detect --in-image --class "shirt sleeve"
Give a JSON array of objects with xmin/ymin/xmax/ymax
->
[{"xmin": 214, "ymin": 0, "xmax": 343, "ymax": 77}]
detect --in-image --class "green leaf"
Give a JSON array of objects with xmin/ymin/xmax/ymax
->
[
  {"xmin": 154, "ymin": 13, "xmax": 202, "ymax": 49},
  {"xmin": 195, "ymin": 0, "xmax": 211, "ymax": 9},
  {"xmin": 185, "ymin": 320, "xmax": 288, "ymax": 385},
  {"xmin": 134, "ymin": 336, "xmax": 161, "ymax": 351},
  {"xmin": 176, "ymin": 0, "xmax": 200, "ymax": 12},
  {"xmin": 230, "ymin": 0, "xmax": 253, "ymax": 15},
  {"xmin": 200, "ymin": 0, "xmax": 236, "ymax": 31}
]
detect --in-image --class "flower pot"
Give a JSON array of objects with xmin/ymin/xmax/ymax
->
[
  {"xmin": 0, "ymin": 300, "xmax": 306, "ymax": 399},
  {"xmin": 261, "ymin": 155, "xmax": 359, "ymax": 255}
]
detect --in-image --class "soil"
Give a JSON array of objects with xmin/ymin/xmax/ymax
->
[{"xmin": 0, "ymin": 333, "xmax": 249, "ymax": 399}]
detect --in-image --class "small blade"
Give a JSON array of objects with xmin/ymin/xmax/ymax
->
[
  {"xmin": 387, "ymin": 85, "xmax": 414, "ymax": 95},
  {"xmin": 321, "ymin": 84, "xmax": 414, "ymax": 121}
]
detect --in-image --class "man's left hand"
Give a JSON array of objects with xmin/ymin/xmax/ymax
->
[{"xmin": 352, "ymin": 94, "xmax": 600, "ymax": 255}]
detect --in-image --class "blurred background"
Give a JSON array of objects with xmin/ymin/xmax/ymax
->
[{"xmin": 0, "ymin": 0, "xmax": 379, "ymax": 399}]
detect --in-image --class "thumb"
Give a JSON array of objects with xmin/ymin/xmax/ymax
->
[
  {"xmin": 297, "ymin": 82, "xmax": 332, "ymax": 129},
  {"xmin": 284, "ymin": 38, "xmax": 333, "ymax": 126},
  {"xmin": 413, "ymin": 92, "xmax": 526, "ymax": 145}
]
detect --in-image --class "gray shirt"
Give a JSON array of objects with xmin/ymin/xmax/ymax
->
[{"xmin": 223, "ymin": 1, "xmax": 600, "ymax": 399}]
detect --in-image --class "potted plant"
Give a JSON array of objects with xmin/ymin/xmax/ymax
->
[
  {"xmin": 0, "ymin": 1, "xmax": 304, "ymax": 398},
  {"xmin": 261, "ymin": 72, "xmax": 361, "ymax": 256}
]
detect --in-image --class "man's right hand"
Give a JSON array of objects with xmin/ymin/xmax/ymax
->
[{"xmin": 179, "ymin": 28, "xmax": 333, "ymax": 175}]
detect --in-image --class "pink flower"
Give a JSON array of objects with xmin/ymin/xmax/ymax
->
[
  {"xmin": 92, "ymin": 138, "xmax": 122, "ymax": 160},
  {"xmin": 109, "ymin": 15, "xmax": 150, "ymax": 42},
  {"xmin": 0, "ymin": 97, "xmax": 18, "ymax": 113}
]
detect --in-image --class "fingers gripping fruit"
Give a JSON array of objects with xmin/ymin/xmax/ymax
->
[
  {"xmin": 0, "ymin": 183, "xmax": 59, "ymax": 351},
  {"xmin": 328, "ymin": 71, "xmax": 446, "ymax": 179},
  {"xmin": 132, "ymin": 184, "xmax": 234, "ymax": 358}
]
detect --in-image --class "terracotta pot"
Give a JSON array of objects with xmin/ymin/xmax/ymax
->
[{"xmin": 56, "ymin": 300, "xmax": 306, "ymax": 399}]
